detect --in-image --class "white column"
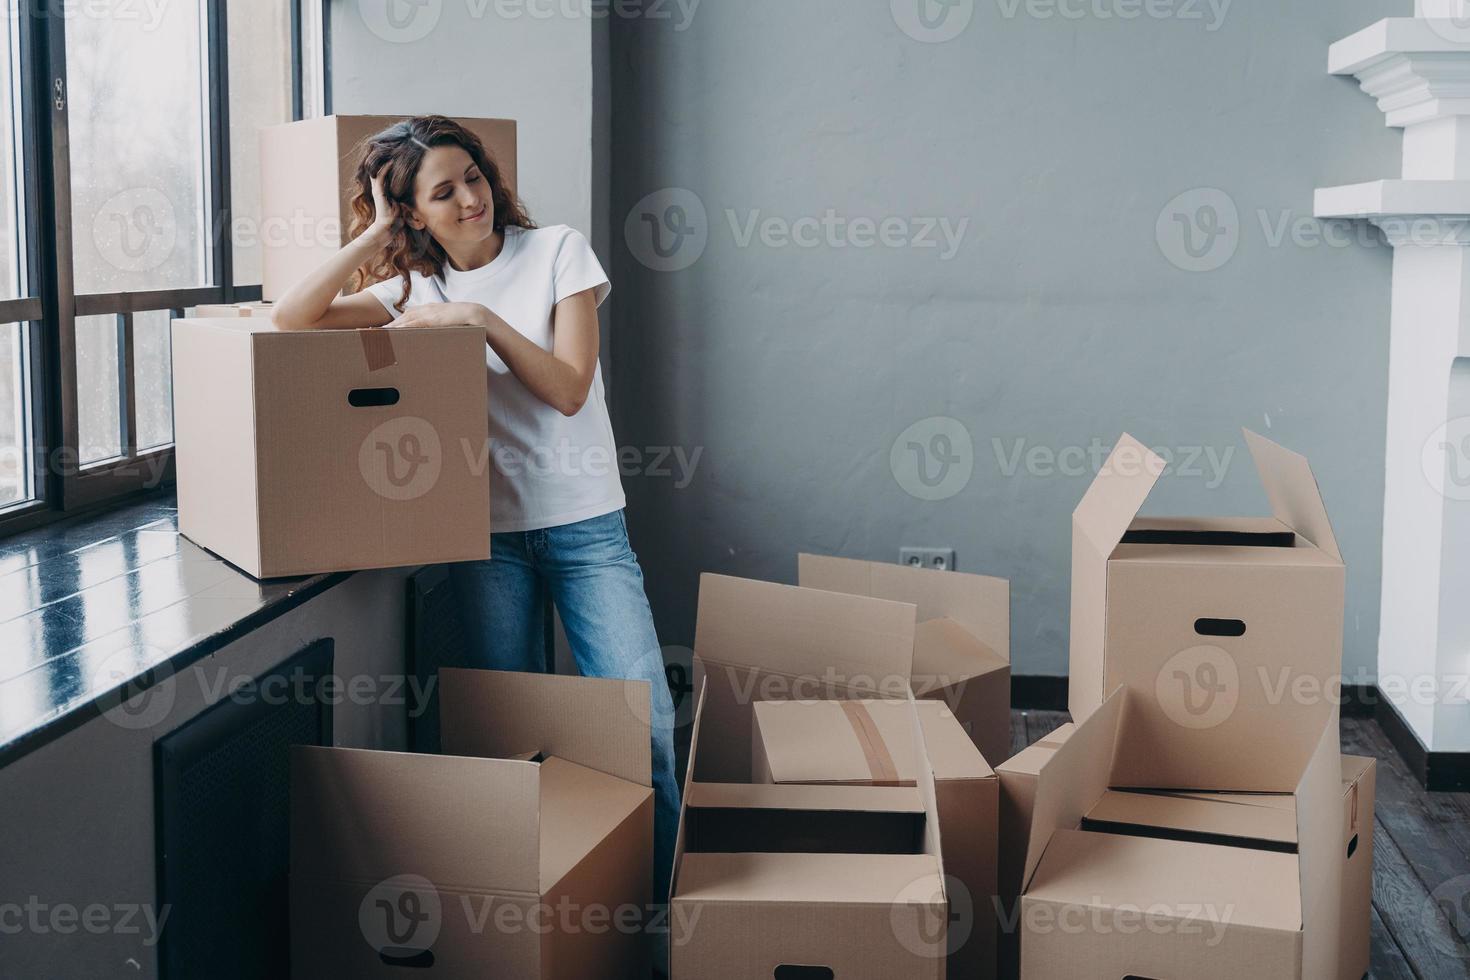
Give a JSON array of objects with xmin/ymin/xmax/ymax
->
[{"xmin": 1316, "ymin": 14, "xmax": 1470, "ymax": 752}]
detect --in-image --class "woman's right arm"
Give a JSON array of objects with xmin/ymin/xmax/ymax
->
[{"xmin": 272, "ymin": 174, "xmax": 398, "ymax": 332}]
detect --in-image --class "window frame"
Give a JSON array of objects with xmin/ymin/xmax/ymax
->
[{"xmin": 0, "ymin": 0, "xmax": 329, "ymax": 539}]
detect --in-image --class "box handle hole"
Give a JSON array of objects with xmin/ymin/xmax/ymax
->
[
  {"xmin": 1346, "ymin": 833, "xmax": 1359, "ymax": 859},
  {"xmin": 349, "ymin": 387, "xmax": 401, "ymax": 408},
  {"xmin": 774, "ymin": 967, "xmax": 835, "ymax": 979},
  {"xmin": 378, "ymin": 948, "xmax": 434, "ymax": 968},
  {"xmin": 1195, "ymin": 618, "xmax": 1246, "ymax": 637}
]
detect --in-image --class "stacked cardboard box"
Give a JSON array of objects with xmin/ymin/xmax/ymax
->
[
  {"xmin": 174, "ymin": 114, "xmax": 517, "ymax": 579},
  {"xmin": 171, "ymin": 317, "xmax": 491, "ymax": 577},
  {"xmin": 669, "ymin": 569, "xmax": 1011, "ymax": 978},
  {"xmin": 1010, "ymin": 430, "xmax": 1373, "ymax": 980},
  {"xmin": 290, "ymin": 669, "xmax": 654, "ymax": 978},
  {"xmin": 752, "ymin": 698, "xmax": 1000, "ymax": 979}
]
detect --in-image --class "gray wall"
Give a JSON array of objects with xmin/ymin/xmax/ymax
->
[
  {"xmin": 331, "ymin": 0, "xmax": 603, "ymax": 235},
  {"xmin": 609, "ymin": 0, "xmax": 1403, "ymax": 678}
]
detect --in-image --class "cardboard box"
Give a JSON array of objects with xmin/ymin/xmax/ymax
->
[
  {"xmin": 1069, "ymin": 430, "xmax": 1345, "ymax": 791},
  {"xmin": 995, "ymin": 722, "xmax": 1075, "ymax": 979},
  {"xmin": 1339, "ymin": 755, "xmax": 1376, "ymax": 980},
  {"xmin": 1118, "ymin": 756, "xmax": 1377, "ymax": 980},
  {"xmin": 798, "ymin": 553, "xmax": 1013, "ymax": 767},
  {"xmin": 290, "ymin": 669, "xmax": 654, "ymax": 978},
  {"xmin": 672, "ymin": 683, "xmax": 950, "ymax": 978},
  {"xmin": 752, "ymin": 698, "xmax": 1000, "ymax": 979},
  {"xmin": 171, "ymin": 317, "xmax": 490, "ymax": 578},
  {"xmin": 259, "ymin": 114, "xmax": 517, "ymax": 300},
  {"xmin": 996, "ymin": 729, "xmax": 1373, "ymax": 980},
  {"xmin": 1017, "ymin": 688, "xmax": 1344, "ymax": 979},
  {"xmin": 189, "ymin": 301, "xmax": 273, "ymax": 318}
]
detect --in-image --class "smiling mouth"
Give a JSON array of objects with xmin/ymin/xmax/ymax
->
[{"xmin": 460, "ymin": 206, "xmax": 487, "ymax": 223}]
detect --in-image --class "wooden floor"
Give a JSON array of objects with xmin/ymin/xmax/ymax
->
[{"xmin": 1012, "ymin": 709, "xmax": 1470, "ymax": 980}]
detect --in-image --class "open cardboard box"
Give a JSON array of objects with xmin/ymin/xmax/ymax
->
[
  {"xmin": 752, "ymin": 698, "xmax": 1000, "ymax": 979},
  {"xmin": 671, "ymin": 572, "xmax": 954, "ymax": 976},
  {"xmin": 290, "ymin": 670, "xmax": 653, "ymax": 978},
  {"xmin": 1018, "ymin": 688, "xmax": 1345, "ymax": 980},
  {"xmin": 1070, "ymin": 430, "xmax": 1345, "ymax": 791},
  {"xmin": 673, "ymin": 684, "xmax": 950, "ymax": 978},
  {"xmin": 998, "ymin": 726, "xmax": 1374, "ymax": 980},
  {"xmin": 171, "ymin": 318, "xmax": 491, "ymax": 578},
  {"xmin": 798, "ymin": 553, "xmax": 1013, "ymax": 768}
]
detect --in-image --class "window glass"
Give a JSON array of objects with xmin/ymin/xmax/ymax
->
[
  {"xmin": 75, "ymin": 313, "xmax": 121, "ymax": 464},
  {"xmin": 134, "ymin": 309, "xmax": 174, "ymax": 450},
  {"xmin": 66, "ymin": 1, "xmax": 210, "ymax": 294},
  {"xmin": 1, "ymin": 322, "xmax": 28, "ymax": 506}
]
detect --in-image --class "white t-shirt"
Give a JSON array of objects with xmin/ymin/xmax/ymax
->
[{"xmin": 367, "ymin": 224, "xmax": 624, "ymax": 533}]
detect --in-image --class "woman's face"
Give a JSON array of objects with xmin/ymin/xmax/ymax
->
[{"xmin": 405, "ymin": 144, "xmax": 497, "ymax": 246}]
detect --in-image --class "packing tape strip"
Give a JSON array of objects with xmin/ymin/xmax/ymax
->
[
  {"xmin": 1349, "ymin": 782, "xmax": 1359, "ymax": 832},
  {"xmin": 359, "ymin": 328, "xmax": 398, "ymax": 372},
  {"xmin": 838, "ymin": 701, "xmax": 903, "ymax": 788}
]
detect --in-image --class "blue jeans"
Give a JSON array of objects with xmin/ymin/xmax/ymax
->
[{"xmin": 446, "ymin": 509, "xmax": 680, "ymax": 905}]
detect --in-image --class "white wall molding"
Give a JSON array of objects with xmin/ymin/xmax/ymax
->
[{"xmin": 1318, "ymin": 11, "xmax": 1470, "ymax": 753}]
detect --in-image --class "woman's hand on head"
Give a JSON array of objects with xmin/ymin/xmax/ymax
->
[
  {"xmin": 367, "ymin": 171, "xmax": 399, "ymax": 241},
  {"xmin": 385, "ymin": 302, "xmax": 491, "ymax": 330}
]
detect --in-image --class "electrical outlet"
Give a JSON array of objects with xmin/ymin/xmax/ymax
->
[{"xmin": 899, "ymin": 548, "xmax": 955, "ymax": 572}]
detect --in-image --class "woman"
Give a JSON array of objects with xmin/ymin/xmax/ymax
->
[{"xmin": 273, "ymin": 115, "xmax": 680, "ymax": 919}]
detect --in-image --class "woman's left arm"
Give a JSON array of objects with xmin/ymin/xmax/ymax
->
[{"xmin": 386, "ymin": 291, "xmax": 600, "ymax": 417}]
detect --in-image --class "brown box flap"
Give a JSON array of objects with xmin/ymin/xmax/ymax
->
[
  {"xmin": 912, "ymin": 617, "xmax": 1008, "ymax": 685},
  {"xmin": 695, "ymin": 572, "xmax": 917, "ymax": 683},
  {"xmin": 1069, "ymin": 435, "xmax": 1165, "ymax": 718},
  {"xmin": 798, "ymin": 553, "xmax": 1010, "ymax": 662},
  {"xmin": 291, "ymin": 745, "xmax": 539, "ymax": 896},
  {"xmin": 439, "ymin": 668, "xmax": 652, "ymax": 787},
  {"xmin": 1025, "ymin": 828, "xmax": 1302, "ymax": 932},
  {"xmin": 755, "ymin": 699, "xmax": 991, "ymax": 786},
  {"xmin": 675, "ymin": 851, "xmax": 943, "ymax": 905},
  {"xmin": 1023, "ymin": 688, "xmax": 1124, "ymax": 887},
  {"xmin": 691, "ymin": 573, "xmax": 917, "ymax": 781},
  {"xmin": 995, "ymin": 723, "xmax": 1075, "ymax": 779},
  {"xmin": 538, "ymin": 756, "xmax": 653, "ymax": 893},
  {"xmin": 1244, "ymin": 429, "xmax": 1341, "ymax": 562}
]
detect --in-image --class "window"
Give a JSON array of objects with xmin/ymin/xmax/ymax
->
[
  {"xmin": 0, "ymin": 0, "xmax": 327, "ymax": 535},
  {"xmin": 1, "ymin": 4, "xmax": 36, "ymax": 512}
]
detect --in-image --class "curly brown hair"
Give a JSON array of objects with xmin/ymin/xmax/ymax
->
[{"xmin": 347, "ymin": 115, "xmax": 534, "ymax": 310}]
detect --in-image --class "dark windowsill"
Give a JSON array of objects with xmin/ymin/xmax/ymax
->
[{"xmin": 0, "ymin": 490, "xmax": 353, "ymax": 769}]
